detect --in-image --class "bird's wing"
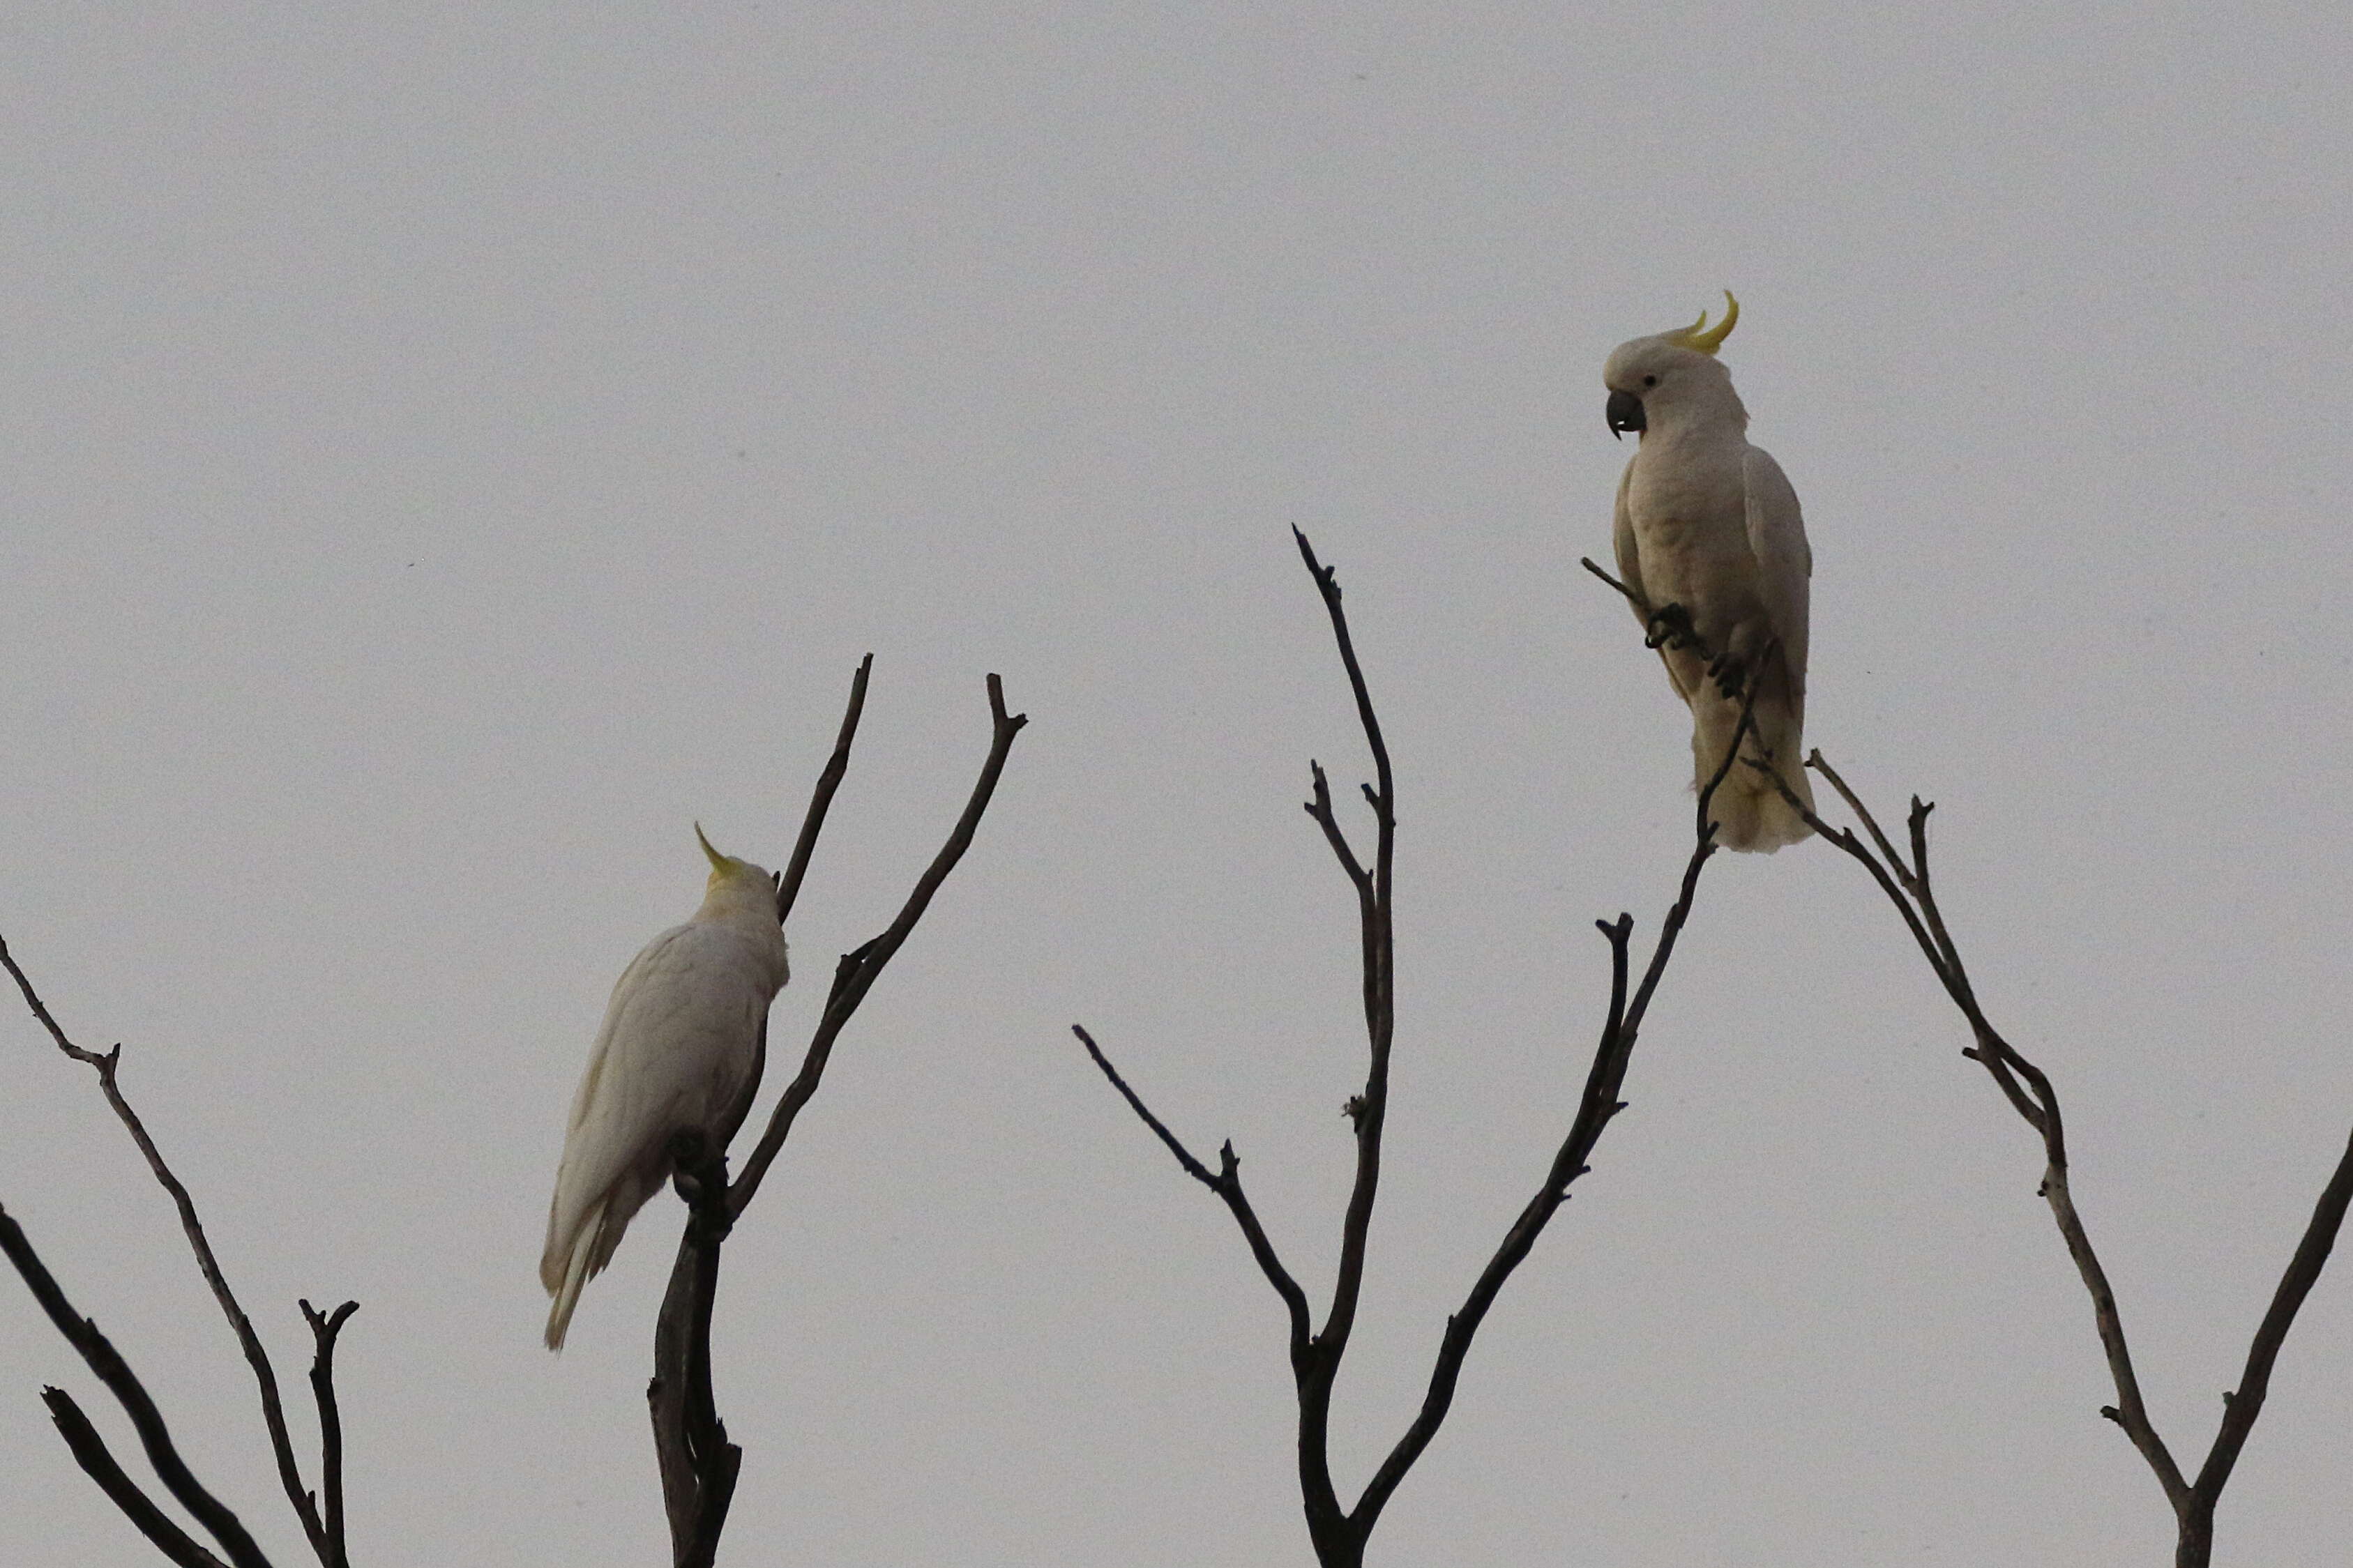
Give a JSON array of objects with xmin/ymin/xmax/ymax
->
[
  {"xmin": 1742, "ymin": 445, "xmax": 1811, "ymax": 701},
  {"xmin": 562, "ymin": 924, "xmax": 695, "ymax": 1139},
  {"xmin": 714, "ymin": 1013, "xmax": 769, "ymax": 1152},
  {"xmin": 541, "ymin": 922, "xmax": 777, "ymax": 1299},
  {"xmin": 593, "ymin": 927, "xmax": 766, "ymax": 1137},
  {"xmin": 1611, "ymin": 461, "xmax": 1651, "ymax": 623},
  {"xmin": 1617, "ymin": 459, "xmax": 1699, "ymax": 704},
  {"xmin": 543, "ymin": 924, "xmax": 706, "ymax": 1283}
]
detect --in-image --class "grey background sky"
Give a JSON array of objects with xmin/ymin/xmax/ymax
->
[{"xmin": 5, "ymin": 4, "xmax": 2350, "ymax": 1563}]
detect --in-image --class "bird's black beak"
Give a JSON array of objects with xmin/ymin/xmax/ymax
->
[{"xmin": 1605, "ymin": 389, "xmax": 1645, "ymax": 439}]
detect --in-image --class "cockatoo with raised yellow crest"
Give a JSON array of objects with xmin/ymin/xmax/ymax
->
[
  {"xmin": 1602, "ymin": 291, "xmax": 1816, "ymax": 851},
  {"xmin": 540, "ymin": 825, "xmax": 789, "ymax": 1350}
]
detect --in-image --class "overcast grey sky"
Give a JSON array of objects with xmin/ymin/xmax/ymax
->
[{"xmin": 5, "ymin": 3, "xmax": 2350, "ymax": 1563}]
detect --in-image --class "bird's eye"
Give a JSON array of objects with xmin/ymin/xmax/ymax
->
[{"xmin": 1642, "ymin": 374, "xmax": 1658, "ymax": 388}]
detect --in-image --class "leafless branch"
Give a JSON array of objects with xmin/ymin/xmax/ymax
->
[
  {"xmin": 39, "ymin": 1387, "xmax": 230, "ymax": 1568},
  {"xmin": 649, "ymin": 667, "xmax": 1027, "ymax": 1565},
  {"xmin": 1351, "ymin": 664, "xmax": 1750, "ymax": 1536},
  {"xmin": 1076, "ymin": 539, "xmax": 1736, "ymax": 1565},
  {"xmin": 1578, "ymin": 556, "xmax": 1647, "ymax": 618},
  {"xmin": 1292, "ymin": 528, "xmax": 1395, "ymax": 1350},
  {"xmin": 1, "ymin": 1203, "xmax": 273, "ymax": 1568},
  {"xmin": 729, "ymin": 671, "xmax": 1028, "ymax": 1216},
  {"xmin": 1069, "ymin": 1025, "xmax": 1315, "ymax": 1352},
  {"xmin": 647, "ymin": 1136, "xmax": 739, "ymax": 1568},
  {"xmin": 2194, "ymin": 1122, "xmax": 2353, "ymax": 1505},
  {"xmin": 2, "ymin": 934, "xmax": 346, "ymax": 1566},
  {"xmin": 297, "ymin": 1300, "xmax": 358, "ymax": 1568},
  {"xmin": 777, "ymin": 653, "xmax": 872, "ymax": 924},
  {"xmin": 1777, "ymin": 752, "xmax": 2353, "ymax": 1567}
]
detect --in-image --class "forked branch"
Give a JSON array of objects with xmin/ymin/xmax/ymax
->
[
  {"xmin": 3, "ymin": 934, "xmax": 354, "ymax": 1567},
  {"xmin": 1073, "ymin": 539, "xmax": 1741, "ymax": 1565},
  {"xmin": 1, "ymin": 1201, "xmax": 270, "ymax": 1568},
  {"xmin": 1772, "ymin": 751, "xmax": 2353, "ymax": 1567},
  {"xmin": 649, "ymin": 663, "xmax": 1027, "ymax": 1567},
  {"xmin": 730, "ymin": 671, "xmax": 1027, "ymax": 1215}
]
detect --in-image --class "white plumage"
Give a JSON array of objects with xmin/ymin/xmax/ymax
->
[
  {"xmin": 1602, "ymin": 293, "xmax": 1816, "ymax": 852},
  {"xmin": 540, "ymin": 827, "xmax": 789, "ymax": 1350}
]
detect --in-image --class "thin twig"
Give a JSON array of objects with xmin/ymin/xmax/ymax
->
[
  {"xmin": 1287, "ymin": 527, "xmax": 1399, "ymax": 1562},
  {"xmin": 1804, "ymin": 750, "xmax": 1916, "ymax": 889},
  {"xmin": 1, "ymin": 1203, "xmax": 275, "ymax": 1568},
  {"xmin": 1, "ymin": 934, "xmax": 330, "ymax": 1562},
  {"xmin": 776, "ymin": 655, "xmax": 872, "ymax": 925},
  {"xmin": 1068, "ymin": 1025, "xmax": 1317, "ymax": 1348},
  {"xmin": 40, "ymin": 1387, "xmax": 230, "ymax": 1568},
  {"xmin": 1773, "ymin": 752, "xmax": 2353, "ymax": 1565},
  {"xmin": 2191, "ymin": 1119, "xmax": 2353, "ymax": 1509},
  {"xmin": 298, "ymin": 1300, "xmax": 358, "ymax": 1568},
  {"xmin": 1352, "ymin": 647, "xmax": 1756, "ymax": 1532},
  {"xmin": 1303, "ymin": 762, "xmax": 1370, "ymax": 895},
  {"xmin": 729, "ymin": 674, "xmax": 1027, "ymax": 1217},
  {"xmin": 1578, "ymin": 556, "xmax": 1644, "ymax": 615},
  {"xmin": 1290, "ymin": 531, "xmax": 1393, "ymax": 1330},
  {"xmin": 1354, "ymin": 745, "xmax": 1731, "ymax": 1533},
  {"xmin": 1070, "ymin": 1025, "xmax": 1218, "ymax": 1188},
  {"xmin": 1080, "ymin": 543, "xmax": 1746, "ymax": 1565}
]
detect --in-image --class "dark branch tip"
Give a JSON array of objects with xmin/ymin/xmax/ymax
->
[{"xmin": 2101, "ymin": 1405, "xmax": 2124, "ymax": 1424}]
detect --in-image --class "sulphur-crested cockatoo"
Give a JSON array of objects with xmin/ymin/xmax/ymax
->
[
  {"xmin": 540, "ymin": 826, "xmax": 789, "ymax": 1350},
  {"xmin": 1603, "ymin": 291, "xmax": 1816, "ymax": 851}
]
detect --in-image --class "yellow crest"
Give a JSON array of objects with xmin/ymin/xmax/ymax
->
[
  {"xmin": 1665, "ymin": 291, "xmax": 1739, "ymax": 356},
  {"xmin": 694, "ymin": 821, "xmax": 732, "ymax": 874}
]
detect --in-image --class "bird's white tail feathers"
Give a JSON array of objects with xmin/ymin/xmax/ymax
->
[
  {"xmin": 1690, "ymin": 703, "xmax": 1815, "ymax": 853},
  {"xmin": 543, "ymin": 1197, "xmax": 607, "ymax": 1352}
]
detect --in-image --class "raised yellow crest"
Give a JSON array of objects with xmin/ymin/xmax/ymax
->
[{"xmin": 1665, "ymin": 291, "xmax": 1739, "ymax": 356}]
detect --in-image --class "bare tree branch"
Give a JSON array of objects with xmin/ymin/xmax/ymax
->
[
  {"xmin": 2, "ymin": 934, "xmax": 342, "ymax": 1565},
  {"xmin": 1578, "ymin": 556, "xmax": 1647, "ymax": 621},
  {"xmin": 648, "ymin": 667, "xmax": 1027, "ymax": 1565},
  {"xmin": 2193, "ymin": 1122, "xmax": 2353, "ymax": 1505},
  {"xmin": 1283, "ymin": 527, "xmax": 1398, "ymax": 1560},
  {"xmin": 647, "ymin": 1136, "xmax": 739, "ymax": 1568},
  {"xmin": 729, "ymin": 672, "xmax": 1028, "ymax": 1217},
  {"xmin": 776, "ymin": 653, "xmax": 872, "ymax": 925},
  {"xmin": 1778, "ymin": 752, "xmax": 2353, "ymax": 1567},
  {"xmin": 1068, "ymin": 1025, "xmax": 1315, "ymax": 1353},
  {"xmin": 297, "ymin": 1300, "xmax": 358, "ymax": 1568},
  {"xmin": 1076, "ymin": 541, "xmax": 1740, "ymax": 1565},
  {"xmin": 39, "ymin": 1386, "xmax": 231, "ymax": 1568},
  {"xmin": 1350, "ymin": 662, "xmax": 1753, "ymax": 1537},
  {"xmin": 1, "ymin": 1203, "xmax": 273, "ymax": 1568}
]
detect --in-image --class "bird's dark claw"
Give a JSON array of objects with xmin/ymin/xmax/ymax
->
[
  {"xmin": 1707, "ymin": 650, "xmax": 1749, "ymax": 700},
  {"xmin": 1643, "ymin": 602, "xmax": 1697, "ymax": 652}
]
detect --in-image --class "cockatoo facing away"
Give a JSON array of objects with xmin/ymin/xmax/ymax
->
[
  {"xmin": 540, "ymin": 826, "xmax": 789, "ymax": 1350},
  {"xmin": 1603, "ymin": 292, "xmax": 1816, "ymax": 851}
]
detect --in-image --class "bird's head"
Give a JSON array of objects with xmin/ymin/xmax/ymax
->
[
  {"xmin": 695, "ymin": 823, "xmax": 784, "ymax": 915},
  {"xmin": 1602, "ymin": 291, "xmax": 1742, "ymax": 439}
]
